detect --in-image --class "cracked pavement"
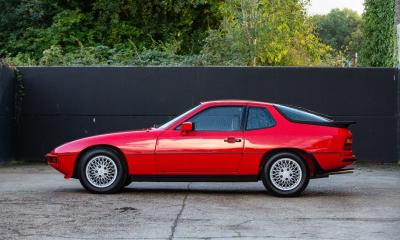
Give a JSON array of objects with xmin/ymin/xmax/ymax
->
[{"xmin": 0, "ymin": 163, "xmax": 399, "ymax": 240}]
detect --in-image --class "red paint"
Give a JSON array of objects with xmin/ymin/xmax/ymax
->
[
  {"xmin": 47, "ymin": 100, "xmax": 356, "ymax": 179},
  {"xmin": 156, "ymin": 130, "xmax": 244, "ymax": 173}
]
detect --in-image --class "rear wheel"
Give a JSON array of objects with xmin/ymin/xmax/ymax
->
[
  {"xmin": 124, "ymin": 178, "xmax": 132, "ymax": 187},
  {"xmin": 78, "ymin": 148, "xmax": 127, "ymax": 194},
  {"xmin": 261, "ymin": 152, "xmax": 309, "ymax": 197}
]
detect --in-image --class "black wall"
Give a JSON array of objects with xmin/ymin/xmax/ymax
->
[
  {"xmin": 0, "ymin": 65, "xmax": 15, "ymax": 162},
  {"xmin": 16, "ymin": 67, "xmax": 399, "ymax": 162}
]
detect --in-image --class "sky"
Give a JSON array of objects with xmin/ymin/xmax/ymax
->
[{"xmin": 307, "ymin": 0, "xmax": 365, "ymax": 15}]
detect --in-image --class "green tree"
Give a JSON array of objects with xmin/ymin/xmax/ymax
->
[
  {"xmin": 0, "ymin": 0, "xmax": 61, "ymax": 60},
  {"xmin": 201, "ymin": 0, "xmax": 332, "ymax": 66},
  {"xmin": 311, "ymin": 8, "xmax": 362, "ymax": 65},
  {"xmin": 312, "ymin": 9, "xmax": 362, "ymax": 52},
  {"xmin": 2, "ymin": 0, "xmax": 342, "ymax": 66},
  {"xmin": 360, "ymin": 0, "xmax": 396, "ymax": 67},
  {"xmin": 0, "ymin": 0, "xmax": 221, "ymax": 63}
]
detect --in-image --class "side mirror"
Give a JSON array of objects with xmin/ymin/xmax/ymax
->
[{"xmin": 181, "ymin": 122, "xmax": 193, "ymax": 133}]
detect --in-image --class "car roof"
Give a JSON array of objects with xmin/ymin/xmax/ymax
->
[{"xmin": 201, "ymin": 99, "xmax": 273, "ymax": 106}]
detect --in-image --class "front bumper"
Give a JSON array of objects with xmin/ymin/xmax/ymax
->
[
  {"xmin": 46, "ymin": 153, "xmax": 59, "ymax": 168},
  {"xmin": 45, "ymin": 152, "xmax": 76, "ymax": 178}
]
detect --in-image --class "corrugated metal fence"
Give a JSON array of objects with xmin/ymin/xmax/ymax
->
[{"xmin": 0, "ymin": 65, "xmax": 398, "ymax": 162}]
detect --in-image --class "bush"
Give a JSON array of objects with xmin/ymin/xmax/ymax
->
[{"xmin": 360, "ymin": 0, "xmax": 396, "ymax": 67}]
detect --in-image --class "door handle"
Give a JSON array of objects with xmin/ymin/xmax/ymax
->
[{"xmin": 224, "ymin": 137, "xmax": 242, "ymax": 143}]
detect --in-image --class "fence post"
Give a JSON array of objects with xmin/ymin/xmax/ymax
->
[
  {"xmin": 397, "ymin": 68, "xmax": 400, "ymax": 164},
  {"xmin": 0, "ymin": 64, "xmax": 16, "ymax": 163}
]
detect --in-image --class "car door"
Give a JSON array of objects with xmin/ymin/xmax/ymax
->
[{"xmin": 155, "ymin": 106, "xmax": 245, "ymax": 173}]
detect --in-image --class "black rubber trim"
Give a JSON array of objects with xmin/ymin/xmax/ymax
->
[
  {"xmin": 343, "ymin": 157, "xmax": 357, "ymax": 163},
  {"xmin": 312, "ymin": 167, "xmax": 354, "ymax": 179},
  {"xmin": 241, "ymin": 106, "xmax": 249, "ymax": 131},
  {"xmin": 306, "ymin": 153, "xmax": 326, "ymax": 178},
  {"xmin": 129, "ymin": 175, "xmax": 259, "ymax": 182}
]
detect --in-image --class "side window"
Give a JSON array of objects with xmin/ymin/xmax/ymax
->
[
  {"xmin": 188, "ymin": 106, "xmax": 244, "ymax": 131},
  {"xmin": 246, "ymin": 107, "xmax": 275, "ymax": 130}
]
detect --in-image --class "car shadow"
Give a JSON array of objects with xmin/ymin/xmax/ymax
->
[
  {"xmin": 122, "ymin": 187, "xmax": 267, "ymax": 195},
  {"xmin": 123, "ymin": 188, "xmax": 358, "ymax": 197},
  {"xmin": 55, "ymin": 183, "xmax": 360, "ymax": 198},
  {"xmin": 56, "ymin": 187, "xmax": 361, "ymax": 199}
]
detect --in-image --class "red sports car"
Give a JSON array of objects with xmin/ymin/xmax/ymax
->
[{"xmin": 47, "ymin": 100, "xmax": 356, "ymax": 197}]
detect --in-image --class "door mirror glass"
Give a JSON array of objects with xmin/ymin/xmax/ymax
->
[{"xmin": 181, "ymin": 122, "xmax": 193, "ymax": 132}]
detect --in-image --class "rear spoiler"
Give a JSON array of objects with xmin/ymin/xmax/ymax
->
[
  {"xmin": 323, "ymin": 121, "xmax": 356, "ymax": 128},
  {"xmin": 288, "ymin": 120, "xmax": 356, "ymax": 128}
]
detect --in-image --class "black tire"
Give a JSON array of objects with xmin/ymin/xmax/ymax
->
[
  {"xmin": 261, "ymin": 152, "xmax": 309, "ymax": 197},
  {"xmin": 124, "ymin": 178, "xmax": 132, "ymax": 187},
  {"xmin": 78, "ymin": 148, "xmax": 127, "ymax": 194}
]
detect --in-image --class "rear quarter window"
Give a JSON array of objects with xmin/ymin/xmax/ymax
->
[
  {"xmin": 274, "ymin": 104, "xmax": 332, "ymax": 123},
  {"xmin": 246, "ymin": 107, "xmax": 275, "ymax": 130}
]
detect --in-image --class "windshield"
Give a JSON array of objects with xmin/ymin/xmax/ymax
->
[{"xmin": 157, "ymin": 105, "xmax": 201, "ymax": 129}]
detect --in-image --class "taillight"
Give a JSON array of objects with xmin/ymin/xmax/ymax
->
[{"xmin": 343, "ymin": 137, "xmax": 352, "ymax": 150}]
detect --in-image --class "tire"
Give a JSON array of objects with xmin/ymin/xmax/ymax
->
[
  {"xmin": 261, "ymin": 152, "xmax": 309, "ymax": 197},
  {"xmin": 124, "ymin": 178, "xmax": 132, "ymax": 187},
  {"xmin": 78, "ymin": 148, "xmax": 127, "ymax": 194}
]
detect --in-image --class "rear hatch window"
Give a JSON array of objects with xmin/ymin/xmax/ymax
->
[{"xmin": 274, "ymin": 104, "xmax": 332, "ymax": 123}]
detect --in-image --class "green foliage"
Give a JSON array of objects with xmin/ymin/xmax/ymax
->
[
  {"xmin": 0, "ymin": 0, "xmax": 61, "ymax": 59},
  {"xmin": 6, "ymin": 41, "xmax": 202, "ymax": 66},
  {"xmin": 3, "ymin": 53, "xmax": 38, "ymax": 66},
  {"xmin": 4, "ymin": 0, "xmax": 381, "ymax": 67},
  {"xmin": 346, "ymin": 26, "xmax": 363, "ymax": 63},
  {"xmin": 40, "ymin": 45, "xmax": 65, "ymax": 65},
  {"xmin": 200, "ymin": 0, "xmax": 333, "ymax": 66},
  {"xmin": 311, "ymin": 8, "xmax": 362, "ymax": 65},
  {"xmin": 0, "ymin": 0, "xmax": 220, "ymax": 64},
  {"xmin": 360, "ymin": 0, "xmax": 396, "ymax": 67},
  {"xmin": 312, "ymin": 9, "xmax": 362, "ymax": 51}
]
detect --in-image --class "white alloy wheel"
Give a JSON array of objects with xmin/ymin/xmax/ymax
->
[
  {"xmin": 85, "ymin": 155, "xmax": 118, "ymax": 188},
  {"xmin": 269, "ymin": 158, "xmax": 302, "ymax": 191}
]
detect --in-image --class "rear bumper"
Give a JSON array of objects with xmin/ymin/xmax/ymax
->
[
  {"xmin": 312, "ymin": 151, "xmax": 356, "ymax": 171},
  {"xmin": 308, "ymin": 151, "xmax": 356, "ymax": 179},
  {"xmin": 311, "ymin": 167, "xmax": 354, "ymax": 179}
]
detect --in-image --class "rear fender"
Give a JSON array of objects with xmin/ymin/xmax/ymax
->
[{"xmin": 259, "ymin": 148, "xmax": 318, "ymax": 178}]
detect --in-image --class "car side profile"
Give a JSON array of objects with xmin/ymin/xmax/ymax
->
[{"xmin": 47, "ymin": 100, "xmax": 356, "ymax": 197}]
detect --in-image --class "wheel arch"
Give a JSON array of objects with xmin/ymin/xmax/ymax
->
[
  {"xmin": 258, "ymin": 148, "xmax": 317, "ymax": 178},
  {"xmin": 72, "ymin": 144, "xmax": 128, "ymax": 179}
]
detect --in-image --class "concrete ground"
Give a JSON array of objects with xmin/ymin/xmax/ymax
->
[{"xmin": 0, "ymin": 163, "xmax": 399, "ymax": 240}]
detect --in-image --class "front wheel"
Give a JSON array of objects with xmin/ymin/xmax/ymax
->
[
  {"xmin": 261, "ymin": 152, "xmax": 309, "ymax": 197},
  {"xmin": 78, "ymin": 148, "xmax": 127, "ymax": 194}
]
